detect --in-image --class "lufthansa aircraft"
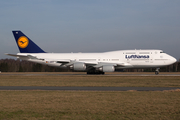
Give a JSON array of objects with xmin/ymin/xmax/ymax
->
[{"xmin": 6, "ymin": 31, "xmax": 177, "ymax": 74}]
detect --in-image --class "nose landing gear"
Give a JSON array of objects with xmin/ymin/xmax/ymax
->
[{"xmin": 155, "ymin": 68, "xmax": 160, "ymax": 75}]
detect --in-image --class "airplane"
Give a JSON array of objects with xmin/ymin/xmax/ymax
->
[{"xmin": 6, "ymin": 31, "xmax": 177, "ymax": 75}]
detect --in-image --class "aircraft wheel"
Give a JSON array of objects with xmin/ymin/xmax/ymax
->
[
  {"xmin": 101, "ymin": 72, "xmax": 105, "ymax": 75},
  {"xmin": 155, "ymin": 71, "xmax": 159, "ymax": 75},
  {"xmin": 155, "ymin": 68, "xmax": 160, "ymax": 75},
  {"xmin": 87, "ymin": 71, "xmax": 105, "ymax": 75}
]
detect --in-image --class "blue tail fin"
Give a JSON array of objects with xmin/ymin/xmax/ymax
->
[{"xmin": 12, "ymin": 31, "xmax": 45, "ymax": 53}]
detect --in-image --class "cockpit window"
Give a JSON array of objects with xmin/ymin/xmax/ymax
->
[{"xmin": 160, "ymin": 51, "xmax": 165, "ymax": 53}]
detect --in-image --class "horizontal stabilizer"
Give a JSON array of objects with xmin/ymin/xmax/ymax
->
[
  {"xmin": 5, "ymin": 53, "xmax": 37, "ymax": 59},
  {"xmin": 5, "ymin": 53, "xmax": 27, "ymax": 57}
]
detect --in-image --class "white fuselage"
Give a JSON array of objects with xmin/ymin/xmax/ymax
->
[{"xmin": 17, "ymin": 49, "xmax": 176, "ymax": 71}]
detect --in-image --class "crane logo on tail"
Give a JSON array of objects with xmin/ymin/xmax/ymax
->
[{"xmin": 18, "ymin": 36, "xmax": 29, "ymax": 48}]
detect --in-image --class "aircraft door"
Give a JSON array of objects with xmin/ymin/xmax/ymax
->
[
  {"xmin": 150, "ymin": 55, "xmax": 153, "ymax": 63},
  {"xmin": 127, "ymin": 58, "xmax": 130, "ymax": 63}
]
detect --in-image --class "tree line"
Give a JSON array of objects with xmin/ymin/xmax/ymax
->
[
  {"xmin": 0, "ymin": 59, "xmax": 71, "ymax": 72},
  {"xmin": 0, "ymin": 59, "xmax": 180, "ymax": 72}
]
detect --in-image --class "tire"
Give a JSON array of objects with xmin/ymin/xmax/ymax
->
[{"xmin": 155, "ymin": 71, "xmax": 159, "ymax": 75}]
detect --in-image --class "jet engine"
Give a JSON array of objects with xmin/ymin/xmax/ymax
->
[
  {"xmin": 99, "ymin": 65, "xmax": 115, "ymax": 72},
  {"xmin": 70, "ymin": 63, "xmax": 86, "ymax": 71}
]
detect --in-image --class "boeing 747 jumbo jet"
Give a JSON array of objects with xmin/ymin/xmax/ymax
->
[{"xmin": 6, "ymin": 31, "xmax": 177, "ymax": 75}]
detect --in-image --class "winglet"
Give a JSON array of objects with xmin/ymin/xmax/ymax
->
[{"xmin": 12, "ymin": 31, "xmax": 45, "ymax": 53}]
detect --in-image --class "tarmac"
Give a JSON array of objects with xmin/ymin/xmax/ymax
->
[
  {"xmin": 0, "ymin": 86, "xmax": 179, "ymax": 91},
  {"xmin": 1, "ymin": 73, "xmax": 180, "ymax": 76}
]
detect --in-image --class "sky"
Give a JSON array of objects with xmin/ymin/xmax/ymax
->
[{"xmin": 0, "ymin": 0, "xmax": 180, "ymax": 59}]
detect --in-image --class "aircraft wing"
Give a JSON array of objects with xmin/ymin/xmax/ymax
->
[
  {"xmin": 58, "ymin": 61, "xmax": 97, "ymax": 67},
  {"xmin": 57, "ymin": 60, "xmax": 131, "ymax": 68},
  {"xmin": 92, "ymin": 62, "xmax": 132, "ymax": 68}
]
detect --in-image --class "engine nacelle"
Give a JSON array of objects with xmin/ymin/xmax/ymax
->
[
  {"xmin": 71, "ymin": 63, "xmax": 86, "ymax": 71},
  {"xmin": 99, "ymin": 65, "xmax": 115, "ymax": 72}
]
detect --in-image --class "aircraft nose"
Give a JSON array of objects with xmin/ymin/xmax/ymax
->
[{"xmin": 171, "ymin": 56, "xmax": 177, "ymax": 64}]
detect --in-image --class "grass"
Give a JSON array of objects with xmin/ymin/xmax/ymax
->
[
  {"xmin": 0, "ymin": 91, "xmax": 179, "ymax": 120},
  {"xmin": 0, "ymin": 73, "xmax": 180, "ymax": 87},
  {"xmin": 0, "ymin": 72, "xmax": 180, "ymax": 119}
]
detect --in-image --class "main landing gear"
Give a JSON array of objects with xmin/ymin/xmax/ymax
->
[
  {"xmin": 155, "ymin": 68, "xmax": 160, "ymax": 75},
  {"xmin": 87, "ymin": 70, "xmax": 105, "ymax": 75}
]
